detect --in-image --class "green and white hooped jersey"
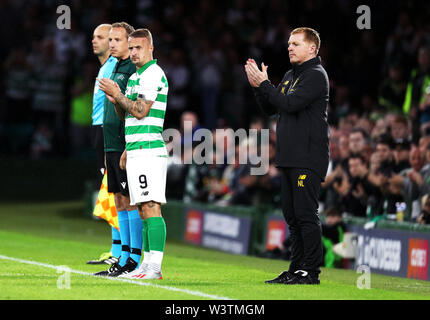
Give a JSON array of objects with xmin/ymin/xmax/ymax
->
[{"xmin": 125, "ymin": 59, "xmax": 168, "ymax": 156}]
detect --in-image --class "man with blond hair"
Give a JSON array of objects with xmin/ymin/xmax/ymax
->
[
  {"xmin": 245, "ymin": 27, "xmax": 329, "ymax": 285},
  {"xmin": 93, "ymin": 22, "xmax": 143, "ymax": 277}
]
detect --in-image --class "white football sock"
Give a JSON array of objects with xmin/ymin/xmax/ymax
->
[{"xmin": 149, "ymin": 250, "xmax": 164, "ymax": 273}]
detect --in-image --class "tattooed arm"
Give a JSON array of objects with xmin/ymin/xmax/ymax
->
[{"xmin": 113, "ymin": 92, "xmax": 154, "ymax": 120}]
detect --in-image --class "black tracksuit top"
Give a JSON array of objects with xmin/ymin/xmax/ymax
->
[{"xmin": 253, "ymin": 56, "xmax": 330, "ymax": 181}]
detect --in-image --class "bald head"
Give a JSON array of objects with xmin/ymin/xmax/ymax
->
[
  {"xmin": 92, "ymin": 24, "xmax": 112, "ymax": 58},
  {"xmin": 97, "ymin": 24, "xmax": 112, "ymax": 31}
]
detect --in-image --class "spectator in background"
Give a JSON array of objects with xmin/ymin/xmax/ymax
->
[
  {"xmin": 372, "ymin": 134, "xmax": 406, "ymax": 214},
  {"xmin": 366, "ymin": 151, "xmax": 385, "ymax": 216},
  {"xmin": 321, "ymin": 131, "xmax": 346, "ymax": 210},
  {"xmin": 390, "ymin": 114, "xmax": 410, "ymax": 143},
  {"xmin": 356, "ymin": 116, "xmax": 374, "ymax": 137},
  {"xmin": 417, "ymin": 195, "xmax": 430, "ymax": 224},
  {"xmin": 205, "ymin": 159, "xmax": 230, "ymax": 204},
  {"xmin": 393, "ymin": 140, "xmax": 411, "ymax": 173},
  {"xmin": 333, "ymin": 154, "xmax": 371, "ymax": 217},
  {"xmin": 418, "ymin": 135, "xmax": 430, "ymax": 162},
  {"xmin": 389, "ymin": 146, "xmax": 424, "ymax": 221},
  {"xmin": 371, "ymin": 117, "xmax": 388, "ymax": 141},
  {"xmin": 179, "ymin": 111, "xmax": 202, "ymax": 162},
  {"xmin": 183, "ymin": 146, "xmax": 226, "ymax": 204},
  {"xmin": 378, "ymin": 61, "xmax": 406, "ymax": 114},
  {"xmin": 338, "ymin": 134, "xmax": 351, "ymax": 169},
  {"xmin": 216, "ymin": 142, "xmax": 254, "ymax": 206},
  {"xmin": 254, "ymin": 142, "xmax": 281, "ymax": 207},
  {"xmin": 337, "ymin": 116, "xmax": 354, "ymax": 134},
  {"xmin": 408, "ymin": 144, "xmax": 430, "ymax": 215},
  {"xmin": 348, "ymin": 128, "xmax": 369, "ymax": 162},
  {"xmin": 375, "ymin": 134, "xmax": 397, "ymax": 175}
]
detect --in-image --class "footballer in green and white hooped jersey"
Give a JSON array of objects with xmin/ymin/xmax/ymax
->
[{"xmin": 124, "ymin": 59, "xmax": 168, "ymax": 205}]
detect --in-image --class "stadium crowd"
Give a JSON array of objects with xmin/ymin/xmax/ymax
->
[{"xmin": 2, "ymin": 0, "xmax": 430, "ymax": 225}]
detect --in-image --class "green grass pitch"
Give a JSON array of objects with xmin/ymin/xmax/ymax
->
[{"xmin": 0, "ymin": 201, "xmax": 429, "ymax": 300}]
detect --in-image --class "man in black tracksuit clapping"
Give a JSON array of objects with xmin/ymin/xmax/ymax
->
[{"xmin": 245, "ymin": 27, "xmax": 330, "ymax": 285}]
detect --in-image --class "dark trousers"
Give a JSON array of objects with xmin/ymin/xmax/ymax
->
[
  {"xmin": 92, "ymin": 125, "xmax": 105, "ymax": 182},
  {"xmin": 280, "ymin": 168, "xmax": 323, "ymax": 276}
]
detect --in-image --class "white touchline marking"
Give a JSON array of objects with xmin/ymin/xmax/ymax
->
[{"xmin": 0, "ymin": 254, "xmax": 233, "ymax": 300}]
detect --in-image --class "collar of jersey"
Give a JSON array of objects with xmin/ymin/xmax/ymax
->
[{"xmin": 137, "ymin": 59, "xmax": 157, "ymax": 75}]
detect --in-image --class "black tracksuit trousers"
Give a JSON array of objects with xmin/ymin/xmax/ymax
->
[{"xmin": 280, "ymin": 167, "xmax": 323, "ymax": 277}]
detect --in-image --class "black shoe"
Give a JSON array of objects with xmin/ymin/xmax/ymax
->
[
  {"xmin": 93, "ymin": 270, "xmax": 109, "ymax": 276},
  {"xmin": 265, "ymin": 271, "xmax": 295, "ymax": 284},
  {"xmin": 285, "ymin": 270, "xmax": 320, "ymax": 285},
  {"xmin": 107, "ymin": 258, "xmax": 138, "ymax": 277},
  {"xmin": 93, "ymin": 261, "xmax": 121, "ymax": 277}
]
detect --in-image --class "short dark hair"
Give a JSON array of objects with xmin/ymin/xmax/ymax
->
[
  {"xmin": 350, "ymin": 127, "xmax": 368, "ymax": 140},
  {"xmin": 349, "ymin": 153, "xmax": 366, "ymax": 163},
  {"xmin": 129, "ymin": 28, "xmax": 153, "ymax": 45},
  {"xmin": 391, "ymin": 115, "xmax": 408, "ymax": 127},
  {"xmin": 111, "ymin": 22, "xmax": 135, "ymax": 36},
  {"xmin": 325, "ymin": 206, "xmax": 342, "ymax": 217}
]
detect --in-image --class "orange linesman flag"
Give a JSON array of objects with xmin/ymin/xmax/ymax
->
[{"xmin": 93, "ymin": 171, "xmax": 119, "ymax": 230}]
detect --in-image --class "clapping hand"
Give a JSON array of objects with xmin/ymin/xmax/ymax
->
[
  {"xmin": 97, "ymin": 78, "xmax": 121, "ymax": 103},
  {"xmin": 244, "ymin": 58, "xmax": 268, "ymax": 87}
]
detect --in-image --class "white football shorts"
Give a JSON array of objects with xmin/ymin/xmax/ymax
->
[{"xmin": 126, "ymin": 151, "xmax": 167, "ymax": 205}]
